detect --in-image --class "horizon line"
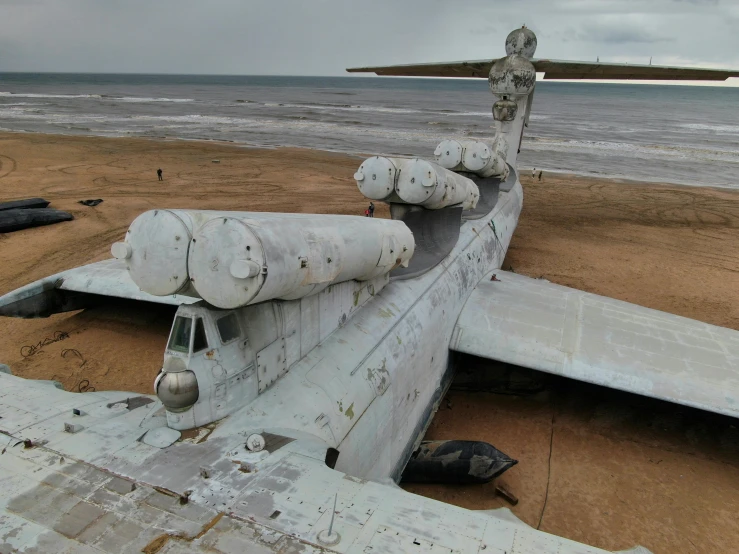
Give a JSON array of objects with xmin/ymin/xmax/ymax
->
[{"xmin": 0, "ymin": 70, "xmax": 737, "ymax": 87}]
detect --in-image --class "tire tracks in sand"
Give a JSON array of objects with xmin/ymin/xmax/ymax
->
[{"xmin": 0, "ymin": 154, "xmax": 17, "ymax": 180}]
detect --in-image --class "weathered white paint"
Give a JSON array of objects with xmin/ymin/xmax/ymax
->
[
  {"xmin": 116, "ymin": 209, "xmax": 413, "ymax": 309},
  {"xmin": 354, "ymin": 156, "xmax": 399, "ymax": 201},
  {"xmin": 0, "ymin": 23, "xmax": 699, "ymax": 553},
  {"xmin": 354, "ymin": 157, "xmax": 480, "ymax": 210},
  {"xmin": 395, "ymin": 158, "xmax": 479, "ymax": 210},
  {"xmin": 435, "ymin": 138, "xmax": 509, "ymax": 180},
  {"xmin": 121, "ymin": 208, "xmax": 194, "ymax": 295},
  {"xmin": 452, "ymin": 271, "xmax": 739, "ymax": 418},
  {"xmin": 433, "ymin": 139, "xmax": 465, "ymax": 171},
  {"xmin": 207, "ymin": 181, "xmax": 523, "ymax": 482},
  {"xmin": 0, "ymin": 258, "xmax": 199, "ymax": 318},
  {"xmin": 0, "ymin": 371, "xmax": 616, "ymax": 553},
  {"xmin": 161, "ymin": 274, "xmax": 391, "ymax": 430}
]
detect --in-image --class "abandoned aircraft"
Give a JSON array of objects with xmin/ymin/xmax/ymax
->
[{"xmin": 1, "ymin": 26, "xmax": 739, "ymax": 553}]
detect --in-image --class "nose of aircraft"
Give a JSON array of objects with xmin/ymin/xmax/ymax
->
[{"xmin": 156, "ymin": 369, "xmax": 200, "ymax": 412}]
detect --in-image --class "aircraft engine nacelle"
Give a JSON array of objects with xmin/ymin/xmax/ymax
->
[
  {"xmin": 354, "ymin": 157, "xmax": 479, "ymax": 210},
  {"xmin": 434, "ymin": 137, "xmax": 509, "ymax": 180},
  {"xmin": 112, "ymin": 210, "xmax": 415, "ymax": 309}
]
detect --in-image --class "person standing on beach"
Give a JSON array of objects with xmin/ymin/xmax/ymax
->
[
  {"xmin": 157, "ymin": 168, "xmax": 163, "ymax": 181},
  {"xmin": 369, "ymin": 202, "xmax": 375, "ymax": 218},
  {"xmin": 538, "ymin": 171, "xmax": 543, "ymax": 182},
  {"xmin": 532, "ymin": 168, "xmax": 536, "ymax": 179}
]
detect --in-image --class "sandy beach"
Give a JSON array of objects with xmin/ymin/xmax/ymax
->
[{"xmin": 1, "ymin": 132, "xmax": 739, "ymax": 553}]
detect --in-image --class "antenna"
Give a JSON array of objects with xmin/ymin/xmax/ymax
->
[
  {"xmin": 317, "ymin": 493, "xmax": 341, "ymax": 546},
  {"xmin": 328, "ymin": 493, "xmax": 337, "ymax": 536}
]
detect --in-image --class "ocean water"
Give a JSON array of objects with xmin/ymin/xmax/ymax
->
[{"xmin": 1, "ymin": 73, "xmax": 738, "ymax": 188}]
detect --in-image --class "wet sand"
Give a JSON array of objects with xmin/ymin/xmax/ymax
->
[{"xmin": 1, "ymin": 132, "xmax": 739, "ymax": 553}]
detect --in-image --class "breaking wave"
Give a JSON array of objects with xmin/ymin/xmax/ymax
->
[
  {"xmin": 0, "ymin": 92, "xmax": 195, "ymax": 103},
  {"xmin": 523, "ymin": 136, "xmax": 739, "ymax": 163},
  {"xmin": 680, "ymin": 123, "xmax": 739, "ymax": 134},
  {"xmin": 0, "ymin": 92, "xmax": 102, "ymax": 99},
  {"xmin": 112, "ymin": 96, "xmax": 195, "ymax": 103}
]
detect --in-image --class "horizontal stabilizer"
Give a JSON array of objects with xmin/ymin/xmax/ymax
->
[
  {"xmin": 348, "ymin": 59, "xmax": 739, "ymax": 81},
  {"xmin": 0, "ymin": 259, "xmax": 198, "ymax": 318},
  {"xmin": 451, "ymin": 271, "xmax": 739, "ymax": 418}
]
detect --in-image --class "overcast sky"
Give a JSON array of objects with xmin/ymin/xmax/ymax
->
[{"xmin": 0, "ymin": 0, "xmax": 737, "ymax": 78}]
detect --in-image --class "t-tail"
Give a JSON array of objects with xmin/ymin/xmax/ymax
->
[{"xmin": 347, "ymin": 26, "xmax": 739, "ymax": 166}]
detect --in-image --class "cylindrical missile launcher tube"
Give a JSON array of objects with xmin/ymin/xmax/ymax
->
[
  {"xmin": 397, "ymin": 158, "xmax": 479, "ymax": 210},
  {"xmin": 354, "ymin": 157, "xmax": 479, "ymax": 210},
  {"xmin": 434, "ymin": 137, "xmax": 509, "ymax": 179},
  {"xmin": 113, "ymin": 209, "xmax": 306, "ymax": 298},
  {"xmin": 113, "ymin": 209, "xmax": 415, "ymax": 309},
  {"xmin": 433, "ymin": 140, "xmax": 465, "ymax": 173},
  {"xmin": 189, "ymin": 214, "xmax": 414, "ymax": 308},
  {"xmin": 354, "ymin": 156, "xmax": 403, "ymax": 202}
]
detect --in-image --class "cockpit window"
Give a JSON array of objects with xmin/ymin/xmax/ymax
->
[
  {"xmin": 217, "ymin": 313, "xmax": 241, "ymax": 343},
  {"xmin": 193, "ymin": 318, "xmax": 209, "ymax": 353},
  {"xmin": 168, "ymin": 316, "xmax": 192, "ymax": 353}
]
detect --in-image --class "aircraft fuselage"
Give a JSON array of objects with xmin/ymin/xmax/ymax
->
[{"xmin": 206, "ymin": 178, "xmax": 523, "ymax": 480}]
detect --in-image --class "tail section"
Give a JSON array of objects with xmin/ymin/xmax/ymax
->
[
  {"xmin": 347, "ymin": 26, "xmax": 739, "ymax": 166},
  {"xmin": 347, "ymin": 59, "xmax": 739, "ymax": 82}
]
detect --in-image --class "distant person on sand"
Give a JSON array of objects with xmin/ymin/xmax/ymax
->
[
  {"xmin": 532, "ymin": 168, "xmax": 536, "ymax": 178},
  {"xmin": 157, "ymin": 168, "xmax": 163, "ymax": 181},
  {"xmin": 369, "ymin": 202, "xmax": 375, "ymax": 217},
  {"xmin": 538, "ymin": 171, "xmax": 543, "ymax": 181}
]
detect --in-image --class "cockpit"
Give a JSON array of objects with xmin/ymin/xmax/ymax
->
[
  {"xmin": 157, "ymin": 305, "xmax": 255, "ymax": 422},
  {"xmin": 167, "ymin": 315, "xmax": 209, "ymax": 354},
  {"xmin": 166, "ymin": 311, "xmax": 243, "ymax": 355}
]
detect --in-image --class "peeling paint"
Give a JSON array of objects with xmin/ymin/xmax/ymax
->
[{"xmin": 378, "ymin": 308, "xmax": 394, "ymax": 319}]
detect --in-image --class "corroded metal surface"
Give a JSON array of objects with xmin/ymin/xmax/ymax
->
[
  {"xmin": 505, "ymin": 26, "xmax": 538, "ymax": 59},
  {"xmin": 0, "ymin": 367, "xmax": 613, "ymax": 554},
  {"xmin": 488, "ymin": 55, "xmax": 537, "ymax": 97}
]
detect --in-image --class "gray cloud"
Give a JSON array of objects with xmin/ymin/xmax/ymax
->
[
  {"xmin": 0, "ymin": 0, "xmax": 736, "ymax": 75},
  {"xmin": 576, "ymin": 18, "xmax": 675, "ymax": 44}
]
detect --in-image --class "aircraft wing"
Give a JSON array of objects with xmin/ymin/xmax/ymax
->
[
  {"xmin": 0, "ymin": 371, "xmax": 621, "ymax": 553},
  {"xmin": 451, "ymin": 271, "xmax": 739, "ymax": 418},
  {"xmin": 0, "ymin": 258, "xmax": 198, "ymax": 318},
  {"xmin": 347, "ymin": 59, "xmax": 739, "ymax": 81},
  {"xmin": 348, "ymin": 59, "xmax": 497, "ymax": 78}
]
